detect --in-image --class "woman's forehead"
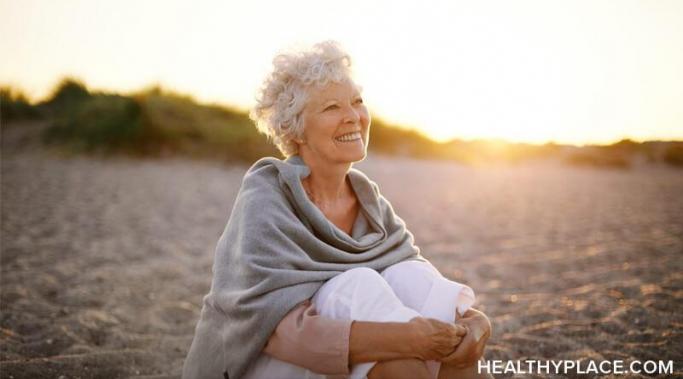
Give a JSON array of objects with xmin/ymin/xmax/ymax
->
[{"xmin": 308, "ymin": 80, "xmax": 362, "ymax": 102}]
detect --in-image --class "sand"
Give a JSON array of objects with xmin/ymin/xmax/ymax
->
[{"xmin": 1, "ymin": 123, "xmax": 682, "ymax": 378}]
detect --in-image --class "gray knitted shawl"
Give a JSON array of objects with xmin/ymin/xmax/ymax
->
[{"xmin": 182, "ymin": 155, "xmax": 426, "ymax": 379}]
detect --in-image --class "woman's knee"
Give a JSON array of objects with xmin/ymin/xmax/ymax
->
[
  {"xmin": 382, "ymin": 260, "xmax": 440, "ymax": 281},
  {"xmin": 342, "ymin": 266, "xmax": 386, "ymax": 282},
  {"xmin": 324, "ymin": 267, "xmax": 391, "ymax": 293},
  {"xmin": 381, "ymin": 260, "xmax": 440, "ymax": 310},
  {"xmin": 312, "ymin": 267, "xmax": 398, "ymax": 315}
]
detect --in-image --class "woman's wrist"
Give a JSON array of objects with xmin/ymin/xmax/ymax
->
[
  {"xmin": 397, "ymin": 319, "xmax": 422, "ymax": 358},
  {"xmin": 348, "ymin": 320, "xmax": 418, "ymax": 364}
]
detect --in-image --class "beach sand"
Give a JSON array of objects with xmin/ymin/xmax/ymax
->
[{"xmin": 2, "ymin": 123, "xmax": 682, "ymax": 378}]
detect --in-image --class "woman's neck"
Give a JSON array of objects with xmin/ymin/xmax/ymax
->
[{"xmin": 299, "ymin": 155, "xmax": 352, "ymax": 206}]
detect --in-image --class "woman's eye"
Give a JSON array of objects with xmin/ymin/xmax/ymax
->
[
  {"xmin": 354, "ymin": 98, "xmax": 364, "ymax": 105},
  {"xmin": 324, "ymin": 104, "xmax": 339, "ymax": 111}
]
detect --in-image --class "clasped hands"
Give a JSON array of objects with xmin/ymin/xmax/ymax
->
[{"xmin": 407, "ymin": 308, "xmax": 492, "ymax": 368}]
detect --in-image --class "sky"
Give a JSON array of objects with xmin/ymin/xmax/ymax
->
[{"xmin": 1, "ymin": 0, "xmax": 681, "ymax": 145}]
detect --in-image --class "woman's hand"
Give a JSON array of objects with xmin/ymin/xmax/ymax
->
[
  {"xmin": 406, "ymin": 316, "xmax": 467, "ymax": 361},
  {"xmin": 440, "ymin": 308, "xmax": 492, "ymax": 368}
]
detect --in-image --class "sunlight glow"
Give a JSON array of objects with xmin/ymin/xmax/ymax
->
[{"xmin": 1, "ymin": 0, "xmax": 681, "ymax": 145}]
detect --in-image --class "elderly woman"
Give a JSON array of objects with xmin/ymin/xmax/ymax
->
[{"xmin": 182, "ymin": 41, "xmax": 493, "ymax": 379}]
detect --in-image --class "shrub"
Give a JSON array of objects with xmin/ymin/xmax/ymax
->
[
  {"xmin": 1, "ymin": 87, "xmax": 42, "ymax": 121},
  {"xmin": 565, "ymin": 150, "xmax": 631, "ymax": 169},
  {"xmin": 135, "ymin": 89, "xmax": 279, "ymax": 161},
  {"xmin": 43, "ymin": 94, "xmax": 146, "ymax": 153},
  {"xmin": 45, "ymin": 78, "xmax": 91, "ymax": 111},
  {"xmin": 663, "ymin": 144, "xmax": 683, "ymax": 167}
]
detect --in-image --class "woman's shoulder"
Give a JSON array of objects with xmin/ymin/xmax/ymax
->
[
  {"xmin": 237, "ymin": 156, "xmax": 292, "ymax": 205},
  {"xmin": 242, "ymin": 156, "xmax": 283, "ymax": 189}
]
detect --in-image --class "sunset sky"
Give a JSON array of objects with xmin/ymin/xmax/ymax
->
[{"xmin": 1, "ymin": 0, "xmax": 681, "ymax": 145}]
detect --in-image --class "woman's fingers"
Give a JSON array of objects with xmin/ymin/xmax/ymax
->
[
  {"xmin": 440, "ymin": 324, "xmax": 478, "ymax": 365},
  {"xmin": 408, "ymin": 317, "xmax": 477, "ymax": 361},
  {"xmin": 453, "ymin": 323, "xmax": 467, "ymax": 336},
  {"xmin": 440, "ymin": 342, "xmax": 464, "ymax": 363},
  {"xmin": 408, "ymin": 310, "xmax": 492, "ymax": 364},
  {"xmin": 433, "ymin": 320, "xmax": 467, "ymax": 356},
  {"xmin": 440, "ymin": 321, "xmax": 491, "ymax": 367}
]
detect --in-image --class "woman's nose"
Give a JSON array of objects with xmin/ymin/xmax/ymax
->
[{"xmin": 342, "ymin": 105, "xmax": 360, "ymax": 124}]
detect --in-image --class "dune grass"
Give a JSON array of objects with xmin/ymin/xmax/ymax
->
[
  {"xmin": 2, "ymin": 78, "xmax": 682, "ymax": 168},
  {"xmin": 44, "ymin": 92, "xmax": 144, "ymax": 153},
  {"xmin": 36, "ymin": 79, "xmax": 279, "ymax": 161},
  {"xmin": 1, "ymin": 87, "xmax": 43, "ymax": 121},
  {"xmin": 135, "ymin": 87, "xmax": 279, "ymax": 161}
]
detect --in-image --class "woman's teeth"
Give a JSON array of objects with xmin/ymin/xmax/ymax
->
[{"xmin": 335, "ymin": 132, "xmax": 362, "ymax": 142}]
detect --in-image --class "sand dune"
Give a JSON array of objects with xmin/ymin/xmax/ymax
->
[{"xmin": 2, "ymin": 123, "xmax": 682, "ymax": 378}]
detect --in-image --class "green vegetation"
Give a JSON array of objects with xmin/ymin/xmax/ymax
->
[
  {"xmin": 2, "ymin": 78, "xmax": 682, "ymax": 168},
  {"xmin": 134, "ymin": 87, "xmax": 278, "ymax": 161},
  {"xmin": 37, "ymin": 78, "xmax": 279, "ymax": 160},
  {"xmin": 1, "ymin": 87, "xmax": 43, "ymax": 120},
  {"xmin": 42, "ymin": 79, "xmax": 144, "ymax": 153}
]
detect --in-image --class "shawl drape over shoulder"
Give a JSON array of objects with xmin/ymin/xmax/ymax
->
[{"xmin": 182, "ymin": 155, "xmax": 427, "ymax": 379}]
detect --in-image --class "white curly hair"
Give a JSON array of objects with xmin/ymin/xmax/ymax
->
[{"xmin": 249, "ymin": 40, "xmax": 359, "ymax": 157}]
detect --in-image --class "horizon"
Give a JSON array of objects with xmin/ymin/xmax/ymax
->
[
  {"xmin": 6, "ymin": 75, "xmax": 681, "ymax": 149},
  {"xmin": 1, "ymin": 0, "xmax": 682, "ymax": 146}
]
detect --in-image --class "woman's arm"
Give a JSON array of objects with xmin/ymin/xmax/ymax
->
[
  {"xmin": 348, "ymin": 320, "xmax": 413, "ymax": 363},
  {"xmin": 263, "ymin": 300, "xmax": 353, "ymax": 375},
  {"xmin": 350, "ymin": 316, "xmax": 467, "ymax": 364},
  {"xmin": 264, "ymin": 301, "xmax": 467, "ymax": 374}
]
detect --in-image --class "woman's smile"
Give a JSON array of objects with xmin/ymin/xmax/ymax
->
[
  {"xmin": 299, "ymin": 79, "xmax": 371, "ymax": 165},
  {"xmin": 334, "ymin": 131, "xmax": 363, "ymax": 143}
]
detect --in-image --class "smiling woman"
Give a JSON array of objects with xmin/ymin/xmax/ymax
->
[
  {"xmin": 248, "ymin": 41, "xmax": 369, "ymax": 160},
  {"xmin": 181, "ymin": 40, "xmax": 492, "ymax": 379},
  {"xmin": 298, "ymin": 80, "xmax": 370, "ymax": 165}
]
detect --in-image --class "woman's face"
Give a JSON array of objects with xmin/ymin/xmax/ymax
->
[{"xmin": 298, "ymin": 79, "xmax": 370, "ymax": 165}]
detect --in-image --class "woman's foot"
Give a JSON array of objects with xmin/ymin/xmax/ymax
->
[{"xmin": 368, "ymin": 359, "xmax": 432, "ymax": 379}]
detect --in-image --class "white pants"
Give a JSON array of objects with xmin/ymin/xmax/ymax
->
[{"xmin": 242, "ymin": 260, "xmax": 476, "ymax": 379}]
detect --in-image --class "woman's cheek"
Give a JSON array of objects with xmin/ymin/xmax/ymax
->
[{"xmin": 360, "ymin": 108, "xmax": 370, "ymax": 129}]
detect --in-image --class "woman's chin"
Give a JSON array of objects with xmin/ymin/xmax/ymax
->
[
  {"xmin": 347, "ymin": 146, "xmax": 367, "ymax": 163},
  {"xmin": 333, "ymin": 141, "xmax": 366, "ymax": 162},
  {"xmin": 338, "ymin": 151, "xmax": 366, "ymax": 165},
  {"xmin": 350, "ymin": 152, "xmax": 367, "ymax": 164}
]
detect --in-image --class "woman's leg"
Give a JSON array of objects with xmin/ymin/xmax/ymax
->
[
  {"xmin": 437, "ymin": 358, "xmax": 494, "ymax": 379},
  {"xmin": 380, "ymin": 260, "xmax": 475, "ymax": 322},
  {"xmin": 241, "ymin": 353, "xmax": 330, "ymax": 379},
  {"xmin": 311, "ymin": 267, "xmax": 430, "ymax": 379},
  {"xmin": 380, "ymin": 260, "xmax": 488, "ymax": 379},
  {"xmin": 366, "ymin": 359, "xmax": 432, "ymax": 379},
  {"xmin": 243, "ymin": 267, "xmax": 429, "ymax": 379}
]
